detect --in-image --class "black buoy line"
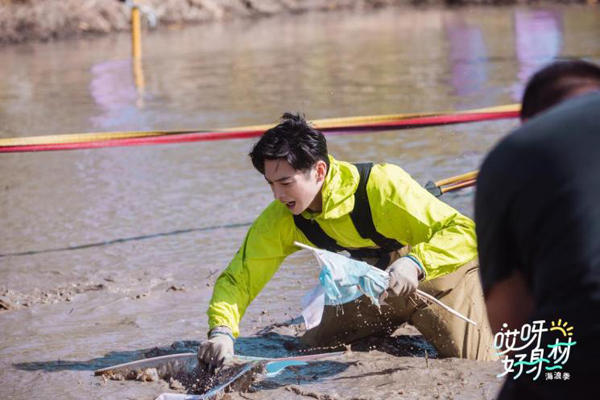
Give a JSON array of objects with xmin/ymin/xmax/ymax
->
[{"xmin": 0, "ymin": 222, "xmax": 252, "ymax": 258}]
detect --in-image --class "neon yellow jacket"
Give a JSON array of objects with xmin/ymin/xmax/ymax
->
[{"xmin": 208, "ymin": 156, "xmax": 478, "ymax": 337}]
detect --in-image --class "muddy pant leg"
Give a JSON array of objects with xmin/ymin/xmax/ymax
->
[
  {"xmin": 301, "ymin": 250, "xmax": 411, "ymax": 348},
  {"xmin": 408, "ymin": 261, "xmax": 497, "ymax": 361},
  {"xmin": 300, "ymin": 295, "xmax": 414, "ymax": 348},
  {"xmin": 301, "ymin": 251, "xmax": 495, "ymax": 360}
]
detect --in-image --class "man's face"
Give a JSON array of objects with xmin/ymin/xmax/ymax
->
[{"xmin": 264, "ymin": 159, "xmax": 324, "ymax": 215}]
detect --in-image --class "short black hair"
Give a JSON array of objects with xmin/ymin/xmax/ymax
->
[
  {"xmin": 521, "ymin": 60, "xmax": 600, "ymax": 120},
  {"xmin": 249, "ymin": 113, "xmax": 329, "ymax": 175}
]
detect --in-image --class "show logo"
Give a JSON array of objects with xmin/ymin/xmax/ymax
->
[{"xmin": 494, "ymin": 319, "xmax": 576, "ymax": 381}]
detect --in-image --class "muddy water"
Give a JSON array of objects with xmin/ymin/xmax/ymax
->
[{"xmin": 1, "ymin": 5, "xmax": 600, "ymax": 400}]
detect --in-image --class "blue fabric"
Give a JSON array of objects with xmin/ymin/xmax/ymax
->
[{"xmin": 316, "ymin": 249, "xmax": 389, "ymax": 306}]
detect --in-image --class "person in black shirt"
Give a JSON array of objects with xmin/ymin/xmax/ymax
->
[
  {"xmin": 480, "ymin": 60, "xmax": 600, "ymax": 332},
  {"xmin": 476, "ymin": 79, "xmax": 600, "ymax": 398},
  {"xmin": 520, "ymin": 59, "xmax": 600, "ymax": 121}
]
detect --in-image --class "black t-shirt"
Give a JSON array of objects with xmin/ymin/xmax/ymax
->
[{"xmin": 476, "ymin": 92, "xmax": 600, "ymax": 399}]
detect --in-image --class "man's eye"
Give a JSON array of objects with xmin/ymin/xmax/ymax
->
[{"xmin": 282, "ymin": 182, "xmax": 291, "ymax": 186}]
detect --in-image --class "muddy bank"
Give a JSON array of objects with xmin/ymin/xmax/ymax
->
[
  {"xmin": 3, "ymin": 0, "xmax": 413, "ymax": 45},
  {"xmin": 0, "ymin": 0, "xmax": 588, "ymax": 45}
]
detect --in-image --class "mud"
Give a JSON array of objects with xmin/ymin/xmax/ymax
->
[
  {"xmin": 0, "ymin": 219, "xmax": 502, "ymax": 400},
  {"xmin": 0, "ymin": 282, "xmax": 106, "ymax": 310},
  {"xmin": 85, "ymin": 320, "xmax": 502, "ymax": 399},
  {"xmin": 101, "ymin": 358, "xmax": 259, "ymax": 395}
]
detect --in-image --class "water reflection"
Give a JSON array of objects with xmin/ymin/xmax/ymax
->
[
  {"xmin": 89, "ymin": 58, "xmax": 146, "ymax": 129},
  {"xmin": 445, "ymin": 17, "xmax": 489, "ymax": 101},
  {"xmin": 133, "ymin": 57, "xmax": 146, "ymax": 104},
  {"xmin": 513, "ymin": 10, "xmax": 563, "ymax": 100},
  {"xmin": 443, "ymin": 9, "xmax": 564, "ymax": 108}
]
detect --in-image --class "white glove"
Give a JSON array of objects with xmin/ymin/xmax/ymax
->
[
  {"xmin": 197, "ymin": 326, "xmax": 234, "ymax": 370},
  {"xmin": 384, "ymin": 256, "xmax": 422, "ymax": 297}
]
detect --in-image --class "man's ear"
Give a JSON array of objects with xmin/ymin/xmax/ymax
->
[{"xmin": 315, "ymin": 160, "xmax": 327, "ymax": 182}]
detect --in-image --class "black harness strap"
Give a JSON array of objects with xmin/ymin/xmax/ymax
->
[
  {"xmin": 293, "ymin": 162, "xmax": 404, "ymax": 270},
  {"xmin": 350, "ymin": 163, "xmax": 404, "ymax": 251},
  {"xmin": 293, "ymin": 213, "xmax": 346, "ymax": 253}
]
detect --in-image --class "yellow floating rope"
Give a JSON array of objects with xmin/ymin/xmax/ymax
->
[{"xmin": 0, "ymin": 104, "xmax": 520, "ymax": 147}]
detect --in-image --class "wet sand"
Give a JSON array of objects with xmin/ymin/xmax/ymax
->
[{"xmin": 0, "ymin": 252, "xmax": 503, "ymax": 400}]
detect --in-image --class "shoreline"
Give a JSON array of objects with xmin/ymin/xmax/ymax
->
[{"xmin": 0, "ymin": 0, "xmax": 591, "ymax": 46}]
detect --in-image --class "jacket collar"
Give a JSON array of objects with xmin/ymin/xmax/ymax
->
[{"xmin": 302, "ymin": 155, "xmax": 359, "ymax": 220}]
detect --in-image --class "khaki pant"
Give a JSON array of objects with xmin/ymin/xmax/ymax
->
[{"xmin": 301, "ymin": 252, "xmax": 496, "ymax": 361}]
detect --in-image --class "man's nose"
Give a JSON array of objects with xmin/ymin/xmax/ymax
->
[{"xmin": 272, "ymin": 185, "xmax": 284, "ymax": 200}]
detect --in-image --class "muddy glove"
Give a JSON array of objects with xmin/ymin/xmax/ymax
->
[
  {"xmin": 384, "ymin": 256, "xmax": 423, "ymax": 298},
  {"xmin": 197, "ymin": 326, "xmax": 234, "ymax": 371}
]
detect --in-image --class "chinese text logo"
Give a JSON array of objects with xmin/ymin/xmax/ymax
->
[{"xmin": 494, "ymin": 319, "xmax": 576, "ymax": 381}]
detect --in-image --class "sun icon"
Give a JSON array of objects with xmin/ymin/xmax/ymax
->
[{"xmin": 550, "ymin": 319, "xmax": 574, "ymax": 337}]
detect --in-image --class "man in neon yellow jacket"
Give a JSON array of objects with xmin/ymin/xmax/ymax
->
[{"xmin": 198, "ymin": 113, "xmax": 495, "ymax": 368}]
